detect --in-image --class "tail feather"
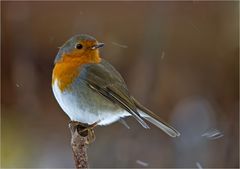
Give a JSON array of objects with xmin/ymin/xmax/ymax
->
[
  {"xmin": 139, "ymin": 111, "xmax": 180, "ymax": 137},
  {"xmin": 132, "ymin": 98, "xmax": 180, "ymax": 137}
]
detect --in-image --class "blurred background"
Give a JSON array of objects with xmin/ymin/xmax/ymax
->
[{"xmin": 1, "ymin": 1, "xmax": 239, "ymax": 168}]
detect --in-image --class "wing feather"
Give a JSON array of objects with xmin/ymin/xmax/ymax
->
[{"xmin": 79, "ymin": 61, "xmax": 149, "ymax": 128}]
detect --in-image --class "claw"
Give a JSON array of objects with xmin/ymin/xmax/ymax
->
[{"xmin": 86, "ymin": 129, "xmax": 96, "ymax": 144}]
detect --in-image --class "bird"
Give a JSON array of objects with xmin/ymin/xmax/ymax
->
[{"xmin": 52, "ymin": 34, "xmax": 180, "ymax": 139}]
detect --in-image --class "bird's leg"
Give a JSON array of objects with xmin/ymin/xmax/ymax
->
[{"xmin": 79, "ymin": 121, "xmax": 99, "ymax": 132}]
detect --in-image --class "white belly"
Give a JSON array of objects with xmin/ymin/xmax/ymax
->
[{"xmin": 52, "ymin": 80, "xmax": 130, "ymax": 125}]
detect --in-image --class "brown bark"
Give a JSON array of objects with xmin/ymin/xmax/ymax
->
[{"xmin": 69, "ymin": 121, "xmax": 89, "ymax": 169}]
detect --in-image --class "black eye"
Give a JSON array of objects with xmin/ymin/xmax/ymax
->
[{"xmin": 75, "ymin": 43, "xmax": 83, "ymax": 49}]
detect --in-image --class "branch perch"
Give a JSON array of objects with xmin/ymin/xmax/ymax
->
[{"xmin": 69, "ymin": 121, "xmax": 91, "ymax": 169}]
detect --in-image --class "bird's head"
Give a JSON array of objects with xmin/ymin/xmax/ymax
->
[{"xmin": 55, "ymin": 34, "xmax": 104, "ymax": 64}]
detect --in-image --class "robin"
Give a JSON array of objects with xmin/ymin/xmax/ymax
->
[{"xmin": 52, "ymin": 34, "xmax": 180, "ymax": 141}]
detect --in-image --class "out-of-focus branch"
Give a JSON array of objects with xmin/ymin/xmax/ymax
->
[{"xmin": 69, "ymin": 121, "xmax": 90, "ymax": 169}]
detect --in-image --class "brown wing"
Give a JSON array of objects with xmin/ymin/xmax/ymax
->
[{"xmin": 79, "ymin": 59, "xmax": 149, "ymax": 129}]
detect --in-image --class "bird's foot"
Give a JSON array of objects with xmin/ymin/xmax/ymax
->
[{"xmin": 69, "ymin": 121, "xmax": 99, "ymax": 144}]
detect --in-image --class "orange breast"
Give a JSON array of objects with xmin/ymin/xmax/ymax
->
[{"xmin": 52, "ymin": 53, "xmax": 101, "ymax": 92}]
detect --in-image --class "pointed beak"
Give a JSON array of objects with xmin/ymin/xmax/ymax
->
[{"xmin": 91, "ymin": 42, "xmax": 104, "ymax": 50}]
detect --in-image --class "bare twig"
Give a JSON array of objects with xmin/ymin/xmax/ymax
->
[{"xmin": 69, "ymin": 121, "xmax": 90, "ymax": 169}]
